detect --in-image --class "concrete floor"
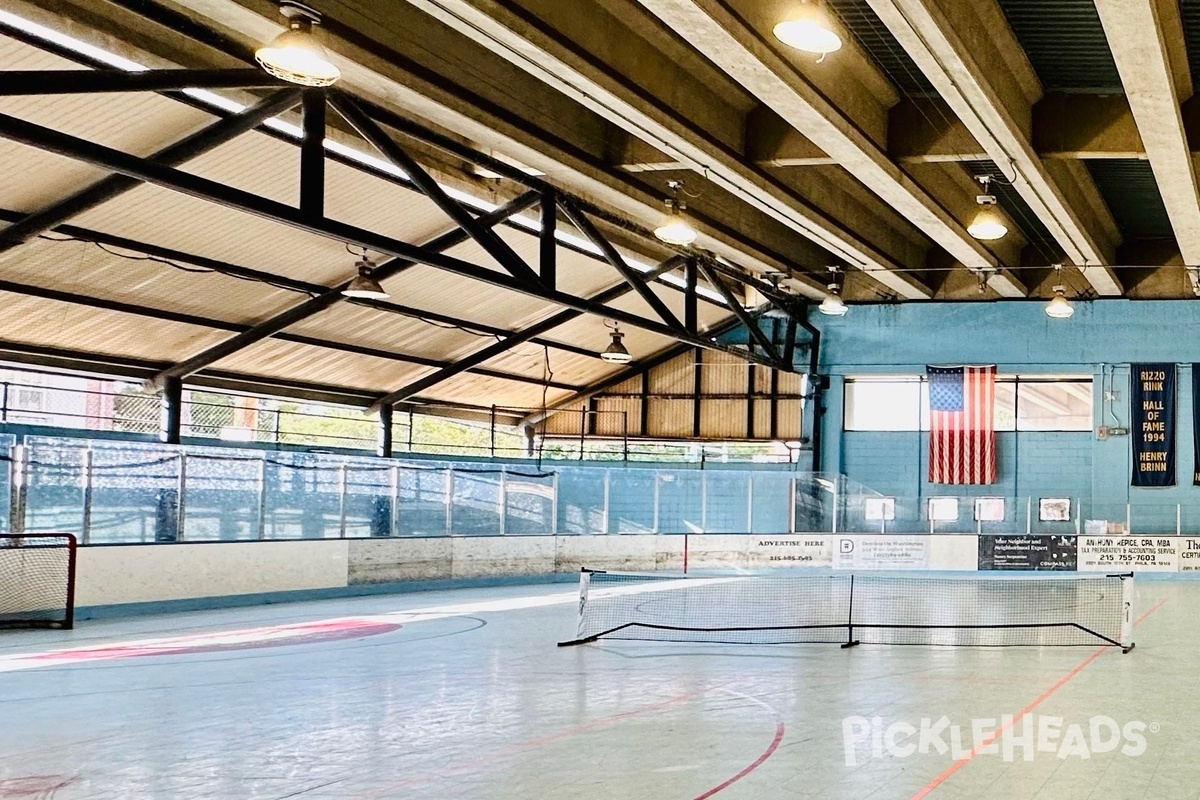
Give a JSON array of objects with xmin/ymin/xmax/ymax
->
[{"xmin": 0, "ymin": 578, "xmax": 1193, "ymax": 799}]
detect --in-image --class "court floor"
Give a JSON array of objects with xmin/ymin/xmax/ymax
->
[{"xmin": 0, "ymin": 578, "xmax": 1195, "ymax": 799}]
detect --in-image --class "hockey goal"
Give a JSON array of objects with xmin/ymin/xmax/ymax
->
[{"xmin": 0, "ymin": 534, "xmax": 76, "ymax": 630}]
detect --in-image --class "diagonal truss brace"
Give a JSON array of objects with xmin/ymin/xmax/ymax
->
[
  {"xmin": 559, "ymin": 197, "xmax": 685, "ymax": 332},
  {"xmin": 329, "ymin": 92, "xmax": 543, "ymax": 287}
]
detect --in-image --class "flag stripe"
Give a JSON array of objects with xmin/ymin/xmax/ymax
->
[{"xmin": 928, "ymin": 365, "xmax": 997, "ymax": 485}]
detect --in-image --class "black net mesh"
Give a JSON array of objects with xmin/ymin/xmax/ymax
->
[
  {"xmin": 568, "ymin": 570, "xmax": 1129, "ymax": 649},
  {"xmin": 0, "ymin": 534, "xmax": 75, "ymax": 629}
]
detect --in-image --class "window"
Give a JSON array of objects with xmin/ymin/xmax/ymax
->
[
  {"xmin": 844, "ymin": 378, "xmax": 921, "ymax": 430},
  {"xmin": 1017, "ymin": 381, "xmax": 1092, "ymax": 431},
  {"xmin": 845, "ymin": 375, "xmax": 1091, "ymax": 432}
]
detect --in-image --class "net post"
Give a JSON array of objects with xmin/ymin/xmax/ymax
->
[
  {"xmin": 64, "ymin": 533, "xmax": 77, "ymax": 630},
  {"xmin": 558, "ymin": 568, "xmax": 598, "ymax": 647},
  {"xmin": 841, "ymin": 573, "xmax": 859, "ymax": 648},
  {"xmin": 1119, "ymin": 572, "xmax": 1135, "ymax": 653}
]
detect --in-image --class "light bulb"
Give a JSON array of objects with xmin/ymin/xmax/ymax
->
[
  {"xmin": 1045, "ymin": 288, "xmax": 1074, "ymax": 319},
  {"xmin": 818, "ymin": 292, "xmax": 847, "ymax": 317},
  {"xmin": 654, "ymin": 205, "xmax": 698, "ymax": 246},
  {"xmin": 342, "ymin": 262, "xmax": 389, "ymax": 300},
  {"xmin": 967, "ymin": 205, "xmax": 1008, "ymax": 240},
  {"xmin": 255, "ymin": 17, "xmax": 341, "ymax": 87},
  {"xmin": 773, "ymin": 3, "xmax": 842, "ymax": 55},
  {"xmin": 600, "ymin": 331, "xmax": 632, "ymax": 363}
]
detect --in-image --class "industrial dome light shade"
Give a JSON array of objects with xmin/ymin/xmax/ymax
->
[
  {"xmin": 1045, "ymin": 285, "xmax": 1074, "ymax": 319},
  {"xmin": 600, "ymin": 327, "xmax": 633, "ymax": 364},
  {"xmin": 255, "ymin": 4, "xmax": 341, "ymax": 87},
  {"xmin": 342, "ymin": 259, "xmax": 389, "ymax": 300},
  {"xmin": 654, "ymin": 199, "xmax": 698, "ymax": 246},
  {"xmin": 818, "ymin": 292, "xmax": 847, "ymax": 317},
  {"xmin": 773, "ymin": 2, "xmax": 843, "ymax": 56},
  {"xmin": 967, "ymin": 205, "xmax": 1009, "ymax": 241}
]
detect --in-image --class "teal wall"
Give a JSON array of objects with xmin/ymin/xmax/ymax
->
[{"xmin": 807, "ymin": 299, "xmax": 1200, "ymax": 529}]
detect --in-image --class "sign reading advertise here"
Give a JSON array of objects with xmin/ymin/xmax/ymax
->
[
  {"xmin": 1077, "ymin": 536, "xmax": 1179, "ymax": 572},
  {"xmin": 1131, "ymin": 363, "xmax": 1175, "ymax": 487}
]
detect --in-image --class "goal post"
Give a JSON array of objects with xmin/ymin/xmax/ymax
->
[{"xmin": 0, "ymin": 534, "xmax": 77, "ymax": 630}]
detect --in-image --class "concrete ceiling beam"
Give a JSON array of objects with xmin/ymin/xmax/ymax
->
[
  {"xmin": 630, "ymin": 0, "xmax": 1022, "ymax": 297},
  {"xmin": 868, "ymin": 0, "xmax": 1123, "ymax": 296},
  {"xmin": 1094, "ymin": 0, "xmax": 1200, "ymax": 296},
  {"xmin": 405, "ymin": 0, "xmax": 934, "ymax": 300}
]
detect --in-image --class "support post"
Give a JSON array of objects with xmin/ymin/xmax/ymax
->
[
  {"xmin": 338, "ymin": 461, "xmax": 348, "ymax": 538},
  {"xmin": 390, "ymin": 464, "xmax": 400, "ymax": 537},
  {"xmin": 176, "ymin": 452, "xmax": 187, "ymax": 541},
  {"xmin": 8, "ymin": 443, "xmax": 24, "ymax": 534},
  {"xmin": 256, "ymin": 455, "xmax": 268, "ymax": 540},
  {"xmin": 841, "ymin": 574, "xmax": 860, "ymax": 648},
  {"xmin": 378, "ymin": 403, "xmax": 393, "ymax": 458},
  {"xmin": 1121, "ymin": 574, "xmax": 1135, "ymax": 653},
  {"xmin": 80, "ymin": 449, "xmax": 93, "ymax": 545},
  {"xmin": 162, "ymin": 375, "xmax": 182, "ymax": 445},
  {"xmin": 299, "ymin": 89, "xmax": 326, "ymax": 218}
]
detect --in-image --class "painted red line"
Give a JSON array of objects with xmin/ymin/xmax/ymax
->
[
  {"xmin": 909, "ymin": 597, "xmax": 1168, "ymax": 800},
  {"xmin": 692, "ymin": 719, "xmax": 785, "ymax": 800}
]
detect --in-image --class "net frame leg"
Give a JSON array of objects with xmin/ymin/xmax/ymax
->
[
  {"xmin": 1118, "ymin": 572, "xmax": 1134, "ymax": 654},
  {"xmin": 557, "ymin": 568, "xmax": 598, "ymax": 647},
  {"xmin": 841, "ymin": 574, "xmax": 859, "ymax": 648}
]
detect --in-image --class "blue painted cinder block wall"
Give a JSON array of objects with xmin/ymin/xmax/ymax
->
[{"xmin": 804, "ymin": 299, "xmax": 1200, "ymax": 528}]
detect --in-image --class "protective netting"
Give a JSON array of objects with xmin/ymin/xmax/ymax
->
[
  {"xmin": 564, "ymin": 570, "xmax": 1132, "ymax": 649},
  {"xmin": 0, "ymin": 534, "xmax": 75, "ymax": 629}
]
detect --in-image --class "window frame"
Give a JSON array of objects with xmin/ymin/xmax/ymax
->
[{"xmin": 844, "ymin": 374, "xmax": 1093, "ymax": 433}]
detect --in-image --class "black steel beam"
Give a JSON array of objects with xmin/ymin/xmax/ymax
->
[
  {"xmin": 559, "ymin": 198, "xmax": 685, "ymax": 331},
  {"xmin": 0, "ymin": 68, "xmax": 289, "ymax": 96},
  {"xmin": 379, "ymin": 404, "xmax": 393, "ymax": 458},
  {"xmin": 696, "ymin": 259, "xmax": 783, "ymax": 367},
  {"xmin": 368, "ymin": 256, "xmax": 685, "ymax": 410},
  {"xmin": 146, "ymin": 192, "xmax": 541, "ymax": 384},
  {"xmin": 684, "ymin": 257, "xmax": 698, "ymax": 335},
  {"xmin": 0, "ymin": 276, "xmax": 578, "ymax": 391},
  {"xmin": 329, "ymin": 94, "xmax": 542, "ymax": 287},
  {"xmin": 300, "ymin": 90, "xmax": 326, "ymax": 218},
  {"xmin": 692, "ymin": 347, "xmax": 702, "ymax": 438},
  {"xmin": 783, "ymin": 316, "xmax": 798, "ymax": 369},
  {"xmin": 0, "ymin": 111, "xmax": 742, "ymax": 354},
  {"xmin": 541, "ymin": 189, "xmax": 557, "ymax": 291},
  {"xmin": 0, "ymin": 90, "xmax": 302, "ymax": 248}
]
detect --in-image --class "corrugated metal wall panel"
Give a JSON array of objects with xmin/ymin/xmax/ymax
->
[
  {"xmin": 699, "ymin": 350, "xmax": 751, "ymax": 395},
  {"xmin": 649, "ymin": 349, "xmax": 695, "ymax": 393},
  {"xmin": 595, "ymin": 396, "xmax": 638, "ymax": 437},
  {"xmin": 752, "ymin": 398, "xmax": 775, "ymax": 438},
  {"xmin": 776, "ymin": 400, "xmax": 804, "ymax": 439},
  {"xmin": 699, "ymin": 398, "xmax": 748, "ymax": 439},
  {"xmin": 646, "ymin": 398, "xmax": 695, "ymax": 438}
]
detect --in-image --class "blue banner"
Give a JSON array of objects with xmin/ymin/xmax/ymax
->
[{"xmin": 1131, "ymin": 363, "xmax": 1175, "ymax": 487}]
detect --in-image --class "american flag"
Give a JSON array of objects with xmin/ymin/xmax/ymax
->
[{"xmin": 927, "ymin": 365, "xmax": 997, "ymax": 485}]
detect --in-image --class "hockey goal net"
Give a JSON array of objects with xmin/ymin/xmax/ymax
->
[{"xmin": 0, "ymin": 534, "xmax": 76, "ymax": 630}]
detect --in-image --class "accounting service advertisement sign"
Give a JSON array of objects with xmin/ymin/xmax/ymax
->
[{"xmin": 1077, "ymin": 536, "xmax": 1180, "ymax": 572}]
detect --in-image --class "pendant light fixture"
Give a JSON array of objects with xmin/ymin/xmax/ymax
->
[
  {"xmin": 773, "ymin": 1, "xmax": 843, "ymax": 58},
  {"xmin": 342, "ymin": 252, "xmax": 389, "ymax": 300},
  {"xmin": 818, "ymin": 266, "xmax": 848, "ymax": 316},
  {"xmin": 967, "ymin": 175, "xmax": 1009, "ymax": 240},
  {"xmin": 600, "ymin": 322, "xmax": 633, "ymax": 364},
  {"xmin": 255, "ymin": 3, "xmax": 341, "ymax": 87},
  {"xmin": 654, "ymin": 180, "xmax": 698, "ymax": 247},
  {"xmin": 1045, "ymin": 264, "xmax": 1074, "ymax": 319}
]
